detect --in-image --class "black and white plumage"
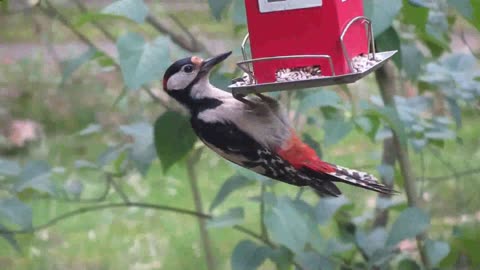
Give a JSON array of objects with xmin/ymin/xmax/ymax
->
[{"xmin": 162, "ymin": 52, "xmax": 395, "ymax": 196}]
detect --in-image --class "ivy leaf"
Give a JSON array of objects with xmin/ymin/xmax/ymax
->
[
  {"xmin": 355, "ymin": 228, "xmax": 388, "ymax": 257},
  {"xmin": 364, "ymin": 0, "xmax": 403, "ymax": 36},
  {"xmin": 14, "ymin": 161, "xmax": 55, "ymax": 195},
  {"xmin": 299, "ymin": 90, "xmax": 343, "ymax": 113},
  {"xmin": 398, "ymin": 259, "xmax": 421, "ymax": 270},
  {"xmin": 386, "ymin": 207, "xmax": 430, "ymax": 246},
  {"xmin": 264, "ymin": 197, "xmax": 317, "ymax": 252},
  {"xmin": 0, "ymin": 224, "xmax": 21, "ymax": 253},
  {"xmin": 208, "ymin": 0, "xmax": 233, "ymax": 21},
  {"xmin": 323, "ymin": 119, "xmax": 353, "ymax": 147},
  {"xmin": 448, "ymin": 0, "xmax": 473, "ymax": 20},
  {"xmin": 102, "ymin": 0, "xmax": 148, "ymax": 23},
  {"xmin": 296, "ymin": 251, "xmax": 335, "ymax": 270},
  {"xmin": 231, "ymin": 240, "xmax": 270, "ymax": 270},
  {"xmin": 232, "ymin": 0, "xmax": 246, "ymax": 27},
  {"xmin": 0, "ymin": 198, "xmax": 32, "ymax": 230},
  {"xmin": 425, "ymin": 239, "xmax": 450, "ymax": 266},
  {"xmin": 154, "ymin": 112, "xmax": 197, "ymax": 172},
  {"xmin": 377, "ymin": 164, "xmax": 395, "ymax": 186},
  {"xmin": 401, "ymin": 42, "xmax": 424, "ymax": 81},
  {"xmin": 207, "ymin": 207, "xmax": 244, "ymax": 228},
  {"xmin": 0, "ymin": 159, "xmax": 21, "ymax": 176},
  {"xmin": 365, "ymin": 106, "xmax": 408, "ymax": 147},
  {"xmin": 120, "ymin": 122, "xmax": 156, "ymax": 175},
  {"xmin": 117, "ymin": 32, "xmax": 169, "ymax": 91},
  {"xmin": 316, "ymin": 196, "xmax": 351, "ymax": 225},
  {"xmin": 210, "ymin": 174, "xmax": 255, "ymax": 212},
  {"xmin": 61, "ymin": 47, "xmax": 96, "ymax": 86},
  {"xmin": 376, "ymin": 27, "xmax": 401, "ymax": 68},
  {"xmin": 77, "ymin": 123, "xmax": 102, "ymax": 136}
]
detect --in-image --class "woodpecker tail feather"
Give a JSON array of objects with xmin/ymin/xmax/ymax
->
[{"xmin": 325, "ymin": 164, "xmax": 396, "ymax": 195}]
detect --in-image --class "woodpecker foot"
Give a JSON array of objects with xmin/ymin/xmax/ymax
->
[{"xmin": 233, "ymin": 93, "xmax": 255, "ymax": 106}]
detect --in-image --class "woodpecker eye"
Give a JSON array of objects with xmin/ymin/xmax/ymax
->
[{"xmin": 183, "ymin": 64, "xmax": 194, "ymax": 73}]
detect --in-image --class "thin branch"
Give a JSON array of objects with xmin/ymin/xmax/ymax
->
[
  {"xmin": 187, "ymin": 148, "xmax": 216, "ymax": 270},
  {"xmin": 168, "ymin": 14, "xmax": 207, "ymax": 54},
  {"xmin": 0, "ymin": 202, "xmax": 209, "ymax": 234},
  {"xmin": 58, "ymin": 176, "xmax": 111, "ymax": 203},
  {"xmin": 460, "ymin": 30, "xmax": 480, "ymax": 60},
  {"xmin": 375, "ymin": 62, "xmax": 431, "ymax": 269},
  {"xmin": 428, "ymin": 146, "xmax": 461, "ymax": 181},
  {"xmin": 108, "ymin": 174, "xmax": 130, "ymax": 204},
  {"xmin": 39, "ymin": 0, "xmax": 179, "ymax": 111},
  {"xmin": 425, "ymin": 167, "xmax": 480, "ymax": 181},
  {"xmin": 40, "ymin": 1, "xmax": 96, "ymax": 49},
  {"xmin": 71, "ymin": 0, "xmax": 116, "ymax": 41},
  {"xmin": 145, "ymin": 14, "xmax": 211, "ymax": 56},
  {"xmin": 260, "ymin": 183, "xmax": 268, "ymax": 240}
]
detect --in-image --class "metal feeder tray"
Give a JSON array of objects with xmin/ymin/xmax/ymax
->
[{"xmin": 229, "ymin": 16, "xmax": 398, "ymax": 97}]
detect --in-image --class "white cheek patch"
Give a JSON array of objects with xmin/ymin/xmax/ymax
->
[{"xmin": 167, "ymin": 71, "xmax": 198, "ymax": 91}]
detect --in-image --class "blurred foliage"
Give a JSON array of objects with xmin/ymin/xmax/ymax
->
[{"xmin": 0, "ymin": 0, "xmax": 479, "ymax": 269}]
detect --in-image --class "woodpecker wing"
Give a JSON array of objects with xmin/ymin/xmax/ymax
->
[{"xmin": 191, "ymin": 118, "xmax": 343, "ymax": 196}]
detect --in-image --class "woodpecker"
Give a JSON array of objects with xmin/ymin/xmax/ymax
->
[{"xmin": 162, "ymin": 52, "xmax": 394, "ymax": 196}]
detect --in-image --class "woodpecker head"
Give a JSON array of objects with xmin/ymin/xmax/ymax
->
[{"xmin": 163, "ymin": 52, "xmax": 232, "ymax": 107}]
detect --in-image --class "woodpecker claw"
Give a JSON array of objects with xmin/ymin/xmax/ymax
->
[{"xmin": 233, "ymin": 93, "xmax": 255, "ymax": 106}]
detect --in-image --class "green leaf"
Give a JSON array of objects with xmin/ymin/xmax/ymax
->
[
  {"xmin": 120, "ymin": 122, "xmax": 156, "ymax": 175},
  {"xmin": 398, "ymin": 259, "xmax": 421, "ymax": 270},
  {"xmin": 364, "ymin": 0, "xmax": 403, "ymax": 36},
  {"xmin": 73, "ymin": 12, "xmax": 130, "ymax": 27},
  {"xmin": 355, "ymin": 228, "xmax": 388, "ymax": 257},
  {"xmin": 61, "ymin": 47, "xmax": 96, "ymax": 86},
  {"xmin": 401, "ymin": 42, "xmax": 424, "ymax": 81},
  {"xmin": 0, "ymin": 159, "xmax": 20, "ymax": 176},
  {"xmin": 77, "ymin": 123, "xmax": 102, "ymax": 136},
  {"xmin": 425, "ymin": 129, "xmax": 456, "ymax": 140},
  {"xmin": 102, "ymin": 0, "xmax": 148, "ymax": 23},
  {"xmin": 323, "ymin": 119, "xmax": 353, "ymax": 147},
  {"xmin": 446, "ymin": 98, "xmax": 462, "ymax": 128},
  {"xmin": 210, "ymin": 174, "xmax": 255, "ymax": 212},
  {"xmin": 117, "ymin": 33, "xmax": 169, "ymax": 91},
  {"xmin": 302, "ymin": 133, "xmax": 323, "ymax": 158},
  {"xmin": 74, "ymin": 160, "xmax": 99, "ymax": 170},
  {"xmin": 207, "ymin": 207, "xmax": 244, "ymax": 228},
  {"xmin": 14, "ymin": 161, "xmax": 55, "ymax": 195},
  {"xmin": 231, "ymin": 240, "xmax": 270, "ymax": 270},
  {"xmin": 0, "ymin": 224, "xmax": 21, "ymax": 253},
  {"xmin": 264, "ymin": 197, "xmax": 316, "ymax": 252},
  {"xmin": 267, "ymin": 247, "xmax": 292, "ymax": 270},
  {"xmin": 232, "ymin": 0, "xmax": 246, "ymax": 27},
  {"xmin": 0, "ymin": 198, "xmax": 32, "ymax": 229},
  {"xmin": 154, "ymin": 112, "xmax": 197, "ymax": 172},
  {"xmin": 296, "ymin": 251, "xmax": 335, "ymax": 270},
  {"xmin": 377, "ymin": 164, "xmax": 394, "ymax": 185},
  {"xmin": 316, "ymin": 196, "xmax": 350, "ymax": 225},
  {"xmin": 299, "ymin": 90, "xmax": 343, "ymax": 113},
  {"xmin": 64, "ymin": 179, "xmax": 84, "ymax": 199},
  {"xmin": 97, "ymin": 145, "xmax": 129, "ymax": 168},
  {"xmin": 386, "ymin": 207, "xmax": 430, "ymax": 246},
  {"xmin": 448, "ymin": 0, "xmax": 473, "ymax": 20},
  {"xmin": 365, "ymin": 106, "xmax": 408, "ymax": 147},
  {"xmin": 473, "ymin": 1, "xmax": 480, "ymax": 31},
  {"xmin": 425, "ymin": 239, "xmax": 450, "ymax": 266},
  {"xmin": 376, "ymin": 27, "xmax": 401, "ymax": 68},
  {"xmin": 401, "ymin": 0, "xmax": 429, "ymax": 30},
  {"xmin": 208, "ymin": 0, "xmax": 233, "ymax": 21}
]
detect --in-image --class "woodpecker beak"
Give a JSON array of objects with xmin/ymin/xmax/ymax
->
[{"xmin": 200, "ymin": 51, "xmax": 232, "ymax": 75}]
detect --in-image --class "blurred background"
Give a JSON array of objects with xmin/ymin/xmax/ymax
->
[{"xmin": 0, "ymin": 0, "xmax": 479, "ymax": 269}]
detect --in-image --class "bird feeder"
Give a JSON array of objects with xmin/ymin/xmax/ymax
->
[{"xmin": 229, "ymin": 0, "xmax": 397, "ymax": 97}]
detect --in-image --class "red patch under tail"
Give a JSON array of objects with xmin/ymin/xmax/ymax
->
[{"xmin": 277, "ymin": 131, "xmax": 335, "ymax": 173}]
